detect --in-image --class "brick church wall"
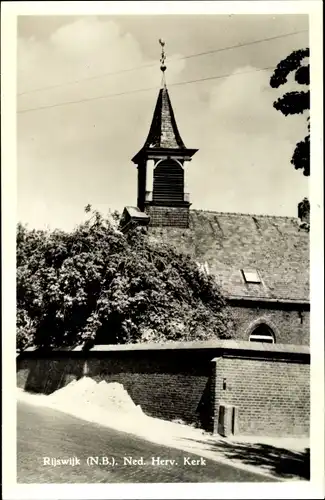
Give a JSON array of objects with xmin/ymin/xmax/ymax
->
[{"xmin": 229, "ymin": 304, "xmax": 310, "ymax": 345}]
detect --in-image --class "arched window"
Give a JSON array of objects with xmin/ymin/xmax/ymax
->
[{"xmin": 249, "ymin": 324, "xmax": 275, "ymax": 344}]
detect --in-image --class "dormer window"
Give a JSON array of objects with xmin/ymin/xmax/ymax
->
[{"xmin": 242, "ymin": 269, "xmax": 261, "ymax": 284}]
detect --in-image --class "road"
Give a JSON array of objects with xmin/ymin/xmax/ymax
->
[{"xmin": 17, "ymin": 401, "xmax": 274, "ymax": 483}]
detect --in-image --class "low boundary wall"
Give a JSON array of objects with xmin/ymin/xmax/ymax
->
[{"xmin": 17, "ymin": 340, "xmax": 310, "ymax": 437}]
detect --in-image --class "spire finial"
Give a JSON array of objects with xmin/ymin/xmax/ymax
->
[{"xmin": 159, "ymin": 38, "xmax": 167, "ymax": 86}]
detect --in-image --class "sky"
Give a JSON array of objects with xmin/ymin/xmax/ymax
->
[{"xmin": 17, "ymin": 14, "xmax": 310, "ymax": 231}]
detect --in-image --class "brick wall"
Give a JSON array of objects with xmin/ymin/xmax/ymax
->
[
  {"xmin": 17, "ymin": 357, "xmax": 85, "ymax": 394},
  {"xmin": 213, "ymin": 353, "xmax": 310, "ymax": 437},
  {"xmin": 17, "ymin": 347, "xmax": 216, "ymax": 430},
  {"xmin": 146, "ymin": 205, "xmax": 189, "ymax": 228},
  {"xmin": 17, "ymin": 341, "xmax": 310, "ymax": 438},
  {"xmin": 85, "ymin": 350, "xmax": 215, "ymax": 429},
  {"xmin": 229, "ymin": 304, "xmax": 310, "ymax": 345}
]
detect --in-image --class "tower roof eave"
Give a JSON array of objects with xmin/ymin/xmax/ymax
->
[{"xmin": 132, "ymin": 147, "xmax": 198, "ymax": 164}]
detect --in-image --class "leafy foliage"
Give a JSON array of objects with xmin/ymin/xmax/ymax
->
[
  {"xmin": 292, "ymin": 132, "xmax": 310, "ymax": 177},
  {"xmin": 270, "ymin": 48, "xmax": 310, "ymax": 176},
  {"xmin": 273, "ymin": 90, "xmax": 310, "ymax": 116},
  {"xmin": 17, "ymin": 209, "xmax": 233, "ymax": 351},
  {"xmin": 270, "ymin": 48, "xmax": 310, "ymax": 88}
]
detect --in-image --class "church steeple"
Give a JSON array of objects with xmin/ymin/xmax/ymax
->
[
  {"xmin": 143, "ymin": 86, "xmax": 186, "ymax": 150},
  {"xmin": 132, "ymin": 40, "xmax": 198, "ymax": 229}
]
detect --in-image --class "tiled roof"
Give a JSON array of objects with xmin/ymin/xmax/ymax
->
[
  {"xmin": 148, "ymin": 210, "xmax": 310, "ymax": 302},
  {"xmin": 144, "ymin": 87, "xmax": 186, "ymax": 150}
]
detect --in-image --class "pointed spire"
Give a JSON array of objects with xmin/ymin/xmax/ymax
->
[
  {"xmin": 143, "ymin": 86, "xmax": 186, "ymax": 149},
  {"xmin": 142, "ymin": 39, "xmax": 185, "ymax": 150},
  {"xmin": 131, "ymin": 39, "xmax": 198, "ymax": 164}
]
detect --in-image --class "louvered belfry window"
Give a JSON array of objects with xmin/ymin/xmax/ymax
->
[{"xmin": 152, "ymin": 159, "xmax": 184, "ymax": 205}]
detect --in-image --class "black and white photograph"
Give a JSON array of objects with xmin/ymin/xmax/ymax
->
[{"xmin": 1, "ymin": 1, "xmax": 324, "ymax": 499}]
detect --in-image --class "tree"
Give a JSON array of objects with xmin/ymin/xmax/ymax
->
[
  {"xmin": 270, "ymin": 48, "xmax": 310, "ymax": 176},
  {"xmin": 16, "ymin": 209, "xmax": 233, "ymax": 351}
]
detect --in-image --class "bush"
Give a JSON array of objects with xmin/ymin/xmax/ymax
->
[{"xmin": 16, "ymin": 208, "xmax": 233, "ymax": 351}]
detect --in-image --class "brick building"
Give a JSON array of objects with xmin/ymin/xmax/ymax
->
[{"xmin": 120, "ymin": 63, "xmax": 310, "ymax": 347}]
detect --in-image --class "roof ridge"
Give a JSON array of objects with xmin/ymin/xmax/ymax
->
[{"xmin": 190, "ymin": 209, "xmax": 298, "ymax": 220}]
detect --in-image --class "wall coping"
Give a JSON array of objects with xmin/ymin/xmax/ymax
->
[{"xmin": 20, "ymin": 339, "xmax": 310, "ymax": 356}]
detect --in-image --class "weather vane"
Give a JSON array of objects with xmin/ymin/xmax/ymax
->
[{"xmin": 159, "ymin": 38, "xmax": 166, "ymax": 73}]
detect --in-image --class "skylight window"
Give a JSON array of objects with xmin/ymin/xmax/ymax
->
[{"xmin": 242, "ymin": 269, "xmax": 261, "ymax": 284}]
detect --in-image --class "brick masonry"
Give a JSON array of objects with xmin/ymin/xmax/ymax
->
[
  {"xmin": 17, "ymin": 349, "xmax": 215, "ymax": 429},
  {"xmin": 17, "ymin": 341, "xmax": 310, "ymax": 437},
  {"xmin": 146, "ymin": 205, "xmax": 189, "ymax": 228},
  {"xmin": 229, "ymin": 305, "xmax": 310, "ymax": 345},
  {"xmin": 214, "ymin": 355, "xmax": 310, "ymax": 437}
]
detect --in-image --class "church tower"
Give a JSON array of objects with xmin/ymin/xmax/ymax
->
[{"xmin": 131, "ymin": 40, "xmax": 198, "ymax": 229}]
